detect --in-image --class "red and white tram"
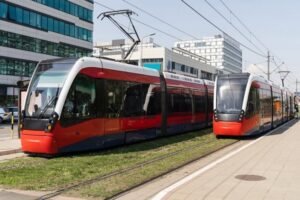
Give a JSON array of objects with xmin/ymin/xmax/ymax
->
[
  {"xmin": 213, "ymin": 73, "xmax": 294, "ymax": 137},
  {"xmin": 21, "ymin": 57, "xmax": 214, "ymax": 155}
]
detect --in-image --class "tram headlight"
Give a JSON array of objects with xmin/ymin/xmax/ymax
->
[
  {"xmin": 214, "ymin": 109, "xmax": 218, "ymax": 121},
  {"xmin": 45, "ymin": 112, "xmax": 59, "ymax": 132},
  {"xmin": 238, "ymin": 110, "xmax": 245, "ymax": 122}
]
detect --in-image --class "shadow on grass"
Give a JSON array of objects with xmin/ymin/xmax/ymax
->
[{"xmin": 31, "ymin": 128, "xmax": 214, "ymax": 159}]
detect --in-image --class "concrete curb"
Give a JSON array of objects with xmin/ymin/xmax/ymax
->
[{"xmin": 0, "ymin": 149, "xmax": 22, "ymax": 156}]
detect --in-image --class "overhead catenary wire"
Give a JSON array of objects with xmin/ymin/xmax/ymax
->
[
  {"xmin": 180, "ymin": 0, "xmax": 267, "ymax": 58},
  {"xmin": 216, "ymin": 0, "xmax": 295, "ymax": 79},
  {"xmin": 94, "ymin": 0, "xmax": 182, "ymax": 41},
  {"xmin": 122, "ymin": 0, "xmax": 199, "ymax": 40},
  {"xmin": 218, "ymin": 0, "xmax": 269, "ymax": 52},
  {"xmin": 204, "ymin": 0, "xmax": 266, "ymax": 56}
]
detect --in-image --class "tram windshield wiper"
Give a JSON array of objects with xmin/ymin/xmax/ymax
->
[{"xmin": 38, "ymin": 87, "xmax": 60, "ymax": 119}]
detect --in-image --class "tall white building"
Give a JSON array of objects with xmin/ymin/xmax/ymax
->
[
  {"xmin": 174, "ymin": 34, "xmax": 242, "ymax": 74},
  {"xmin": 94, "ymin": 38, "xmax": 216, "ymax": 80},
  {"xmin": 0, "ymin": 0, "xmax": 93, "ymax": 105}
]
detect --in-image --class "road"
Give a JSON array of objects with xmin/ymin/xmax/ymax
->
[{"xmin": 0, "ymin": 123, "xmax": 19, "ymax": 140}]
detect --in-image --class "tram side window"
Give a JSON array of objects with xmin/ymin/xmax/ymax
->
[
  {"xmin": 121, "ymin": 83, "xmax": 148, "ymax": 117},
  {"xmin": 207, "ymin": 92, "xmax": 213, "ymax": 114},
  {"xmin": 246, "ymin": 87, "xmax": 257, "ymax": 117},
  {"xmin": 182, "ymin": 89, "xmax": 192, "ymax": 113},
  {"xmin": 61, "ymin": 74, "xmax": 96, "ymax": 123},
  {"xmin": 265, "ymin": 88, "xmax": 272, "ymax": 117},
  {"xmin": 167, "ymin": 87, "xmax": 192, "ymax": 114},
  {"xmin": 167, "ymin": 88, "xmax": 181, "ymax": 114},
  {"xmin": 193, "ymin": 90, "xmax": 206, "ymax": 113},
  {"xmin": 104, "ymin": 80, "xmax": 124, "ymax": 118},
  {"xmin": 146, "ymin": 86, "xmax": 161, "ymax": 116},
  {"xmin": 273, "ymin": 92, "xmax": 281, "ymax": 115}
]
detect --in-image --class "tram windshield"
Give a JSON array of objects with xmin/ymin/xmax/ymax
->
[
  {"xmin": 216, "ymin": 77, "xmax": 248, "ymax": 113},
  {"xmin": 25, "ymin": 59, "xmax": 75, "ymax": 118}
]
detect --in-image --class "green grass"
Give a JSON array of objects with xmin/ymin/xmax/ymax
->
[{"xmin": 0, "ymin": 129, "xmax": 236, "ymax": 199}]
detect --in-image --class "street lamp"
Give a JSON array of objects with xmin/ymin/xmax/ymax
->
[
  {"xmin": 139, "ymin": 33, "xmax": 156, "ymax": 66},
  {"xmin": 278, "ymin": 70, "xmax": 290, "ymax": 87}
]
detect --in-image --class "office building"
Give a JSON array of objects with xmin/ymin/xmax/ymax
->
[
  {"xmin": 174, "ymin": 34, "xmax": 242, "ymax": 74},
  {"xmin": 94, "ymin": 38, "xmax": 216, "ymax": 80},
  {"xmin": 0, "ymin": 0, "xmax": 93, "ymax": 105}
]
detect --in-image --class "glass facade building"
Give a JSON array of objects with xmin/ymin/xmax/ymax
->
[{"xmin": 0, "ymin": 0, "xmax": 93, "ymax": 106}]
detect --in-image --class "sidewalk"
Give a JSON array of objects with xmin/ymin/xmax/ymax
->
[
  {"xmin": 0, "ymin": 124, "xmax": 22, "ymax": 156},
  {"xmin": 117, "ymin": 119, "xmax": 300, "ymax": 200}
]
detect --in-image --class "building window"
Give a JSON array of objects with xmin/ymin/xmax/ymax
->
[
  {"xmin": 15, "ymin": 7, "xmax": 23, "ymax": 23},
  {"xmin": 0, "ymin": 58, "xmax": 7, "ymax": 75},
  {"xmin": 29, "ymin": 12, "xmax": 36, "ymax": 27},
  {"xmin": 0, "ymin": 2, "xmax": 92, "ymax": 42},
  {"xmin": 41, "ymin": 15, "xmax": 47, "ymax": 30},
  {"xmin": 0, "ymin": 2, "xmax": 8, "ymax": 18},
  {"xmin": 0, "ymin": 57, "xmax": 37, "ymax": 77},
  {"xmin": 201, "ymin": 71, "xmax": 213, "ymax": 80},
  {"xmin": 36, "ymin": 13, "xmax": 42, "ymax": 28},
  {"xmin": 0, "ymin": 30, "xmax": 91, "ymax": 57},
  {"xmin": 59, "ymin": 21, "xmax": 65, "ymax": 34},
  {"xmin": 32, "ymin": 0, "xmax": 93, "ymax": 23},
  {"xmin": 8, "ymin": 5, "xmax": 16, "ymax": 21},
  {"xmin": 184, "ymin": 43, "xmax": 190, "ymax": 47}
]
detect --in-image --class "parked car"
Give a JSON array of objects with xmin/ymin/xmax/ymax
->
[
  {"xmin": 0, "ymin": 107, "xmax": 12, "ymax": 123},
  {"xmin": 7, "ymin": 107, "xmax": 19, "ymax": 121}
]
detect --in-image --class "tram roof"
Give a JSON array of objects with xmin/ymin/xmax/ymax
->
[{"xmin": 39, "ymin": 57, "xmax": 160, "ymax": 78}]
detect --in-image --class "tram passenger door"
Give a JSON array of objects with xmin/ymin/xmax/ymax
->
[
  {"xmin": 121, "ymin": 83, "xmax": 161, "ymax": 143},
  {"xmin": 102, "ymin": 80, "xmax": 124, "ymax": 148},
  {"xmin": 259, "ymin": 89, "xmax": 264, "ymax": 132}
]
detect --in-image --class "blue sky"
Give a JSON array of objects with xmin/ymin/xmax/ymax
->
[{"xmin": 93, "ymin": 0, "xmax": 300, "ymax": 91}]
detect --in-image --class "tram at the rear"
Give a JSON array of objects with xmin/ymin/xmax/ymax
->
[
  {"xmin": 20, "ymin": 57, "xmax": 214, "ymax": 155},
  {"xmin": 213, "ymin": 73, "xmax": 295, "ymax": 137}
]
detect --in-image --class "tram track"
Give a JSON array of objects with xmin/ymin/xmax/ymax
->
[{"xmin": 36, "ymin": 135, "xmax": 239, "ymax": 200}]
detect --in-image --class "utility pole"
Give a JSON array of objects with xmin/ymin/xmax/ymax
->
[{"xmin": 267, "ymin": 51, "xmax": 270, "ymax": 80}]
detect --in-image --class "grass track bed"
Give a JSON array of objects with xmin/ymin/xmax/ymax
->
[{"xmin": 0, "ymin": 129, "xmax": 237, "ymax": 199}]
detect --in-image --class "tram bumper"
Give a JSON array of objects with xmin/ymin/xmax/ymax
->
[
  {"xmin": 21, "ymin": 130, "xmax": 58, "ymax": 154},
  {"xmin": 213, "ymin": 120, "xmax": 243, "ymax": 136}
]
